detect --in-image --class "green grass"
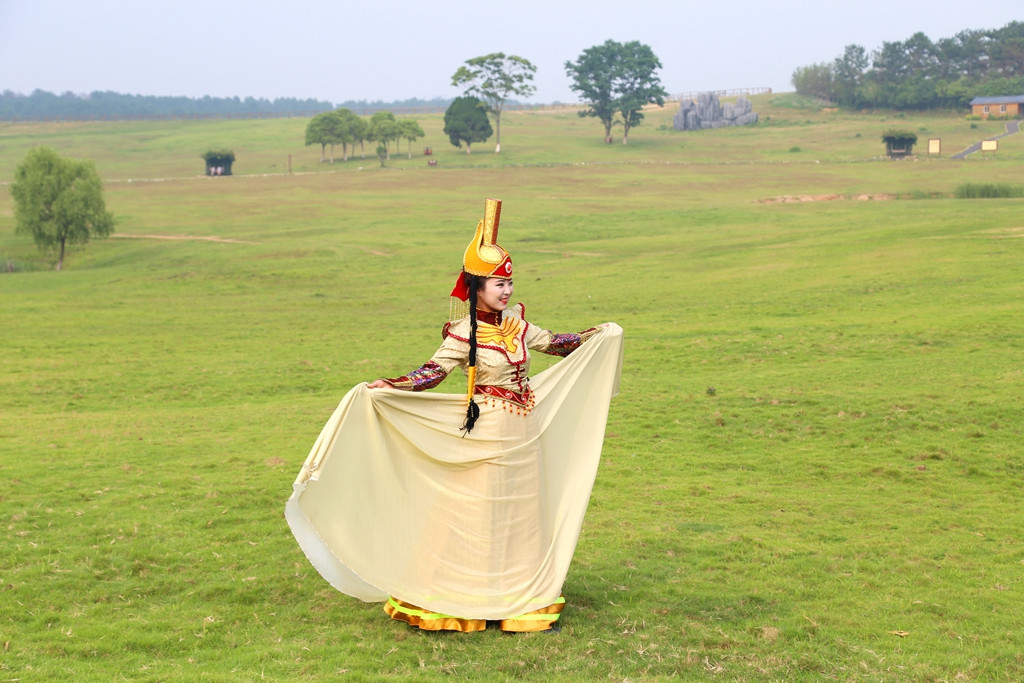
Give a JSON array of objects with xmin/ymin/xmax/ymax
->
[{"xmin": 2, "ymin": 101, "xmax": 1024, "ymax": 680}]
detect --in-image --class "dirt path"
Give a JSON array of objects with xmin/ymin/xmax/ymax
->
[
  {"xmin": 112, "ymin": 233, "xmax": 256, "ymax": 244},
  {"xmin": 758, "ymin": 193, "xmax": 895, "ymax": 204}
]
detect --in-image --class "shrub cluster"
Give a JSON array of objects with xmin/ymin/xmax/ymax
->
[{"xmin": 954, "ymin": 183, "xmax": 1024, "ymax": 199}]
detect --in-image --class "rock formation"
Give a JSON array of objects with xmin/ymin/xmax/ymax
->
[{"xmin": 674, "ymin": 93, "xmax": 758, "ymax": 131}]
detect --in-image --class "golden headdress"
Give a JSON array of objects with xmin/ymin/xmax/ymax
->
[{"xmin": 449, "ymin": 198, "xmax": 511, "ymax": 313}]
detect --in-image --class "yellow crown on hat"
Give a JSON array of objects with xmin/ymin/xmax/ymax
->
[{"xmin": 463, "ymin": 198, "xmax": 512, "ymax": 278}]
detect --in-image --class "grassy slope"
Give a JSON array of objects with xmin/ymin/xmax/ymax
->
[{"xmin": 1, "ymin": 96, "xmax": 1023, "ymax": 680}]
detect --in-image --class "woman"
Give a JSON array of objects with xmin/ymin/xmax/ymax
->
[{"xmin": 286, "ymin": 198, "xmax": 622, "ymax": 633}]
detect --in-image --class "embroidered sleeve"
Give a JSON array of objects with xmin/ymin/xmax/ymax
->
[
  {"xmin": 380, "ymin": 330, "xmax": 469, "ymax": 391},
  {"xmin": 528, "ymin": 325, "xmax": 602, "ymax": 357},
  {"xmin": 381, "ymin": 361, "xmax": 448, "ymax": 391}
]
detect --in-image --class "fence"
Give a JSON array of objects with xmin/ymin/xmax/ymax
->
[{"xmin": 675, "ymin": 87, "xmax": 772, "ymax": 102}]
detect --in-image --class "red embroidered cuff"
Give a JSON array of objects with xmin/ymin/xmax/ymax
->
[{"xmin": 383, "ymin": 361, "xmax": 447, "ymax": 391}]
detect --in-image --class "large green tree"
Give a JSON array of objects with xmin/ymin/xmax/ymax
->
[
  {"xmin": 451, "ymin": 52, "xmax": 536, "ymax": 153},
  {"xmin": 10, "ymin": 146, "xmax": 114, "ymax": 271},
  {"xmin": 612, "ymin": 41, "xmax": 669, "ymax": 144},
  {"xmin": 565, "ymin": 39, "xmax": 667, "ymax": 144},
  {"xmin": 565, "ymin": 42, "xmax": 619, "ymax": 142},
  {"xmin": 443, "ymin": 96, "xmax": 493, "ymax": 154}
]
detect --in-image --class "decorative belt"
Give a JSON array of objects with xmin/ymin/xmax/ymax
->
[{"xmin": 475, "ymin": 384, "xmax": 534, "ymax": 411}]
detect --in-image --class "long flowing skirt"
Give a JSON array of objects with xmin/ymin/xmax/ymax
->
[{"xmin": 285, "ymin": 323, "xmax": 622, "ymax": 620}]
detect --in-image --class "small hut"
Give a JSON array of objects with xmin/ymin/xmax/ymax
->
[{"xmin": 202, "ymin": 149, "xmax": 235, "ymax": 176}]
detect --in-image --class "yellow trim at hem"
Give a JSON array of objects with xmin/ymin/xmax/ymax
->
[
  {"xmin": 384, "ymin": 597, "xmax": 486, "ymax": 632},
  {"xmin": 384, "ymin": 596, "xmax": 565, "ymax": 633},
  {"xmin": 499, "ymin": 595, "xmax": 565, "ymax": 633}
]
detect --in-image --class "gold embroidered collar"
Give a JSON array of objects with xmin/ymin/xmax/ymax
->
[{"xmin": 475, "ymin": 309, "xmax": 522, "ymax": 353}]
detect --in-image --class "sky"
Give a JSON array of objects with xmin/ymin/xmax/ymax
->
[{"xmin": 1, "ymin": 0, "xmax": 1021, "ymax": 104}]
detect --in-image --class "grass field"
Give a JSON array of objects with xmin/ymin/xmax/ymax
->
[{"xmin": 2, "ymin": 94, "xmax": 1023, "ymax": 680}]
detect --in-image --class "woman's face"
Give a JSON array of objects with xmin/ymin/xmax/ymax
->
[{"xmin": 477, "ymin": 277, "xmax": 514, "ymax": 313}]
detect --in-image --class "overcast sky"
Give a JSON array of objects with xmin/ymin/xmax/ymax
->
[{"xmin": 1, "ymin": 0, "xmax": 1021, "ymax": 104}]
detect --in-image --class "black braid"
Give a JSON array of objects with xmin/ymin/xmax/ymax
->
[
  {"xmin": 467, "ymin": 274, "xmax": 479, "ymax": 368},
  {"xmin": 462, "ymin": 273, "xmax": 481, "ymax": 434}
]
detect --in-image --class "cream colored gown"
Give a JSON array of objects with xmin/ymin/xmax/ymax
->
[{"xmin": 286, "ymin": 305, "xmax": 622, "ymax": 621}]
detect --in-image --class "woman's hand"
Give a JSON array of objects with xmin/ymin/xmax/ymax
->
[{"xmin": 367, "ymin": 379, "xmax": 390, "ymax": 389}]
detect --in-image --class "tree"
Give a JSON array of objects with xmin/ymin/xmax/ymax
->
[
  {"xmin": 334, "ymin": 108, "xmax": 363, "ymax": 161},
  {"xmin": 987, "ymin": 20, "xmax": 1024, "ymax": 78},
  {"xmin": 10, "ymin": 146, "xmax": 114, "ymax": 270},
  {"xmin": 565, "ymin": 40, "xmax": 621, "ymax": 142},
  {"xmin": 791, "ymin": 62, "xmax": 836, "ymax": 102},
  {"xmin": 443, "ymin": 96, "xmax": 493, "ymax": 153},
  {"xmin": 792, "ymin": 21, "xmax": 1024, "ymax": 111},
  {"xmin": 451, "ymin": 52, "xmax": 536, "ymax": 153},
  {"xmin": 367, "ymin": 111, "xmax": 401, "ymax": 160},
  {"xmin": 348, "ymin": 114, "xmax": 369, "ymax": 159},
  {"xmin": 612, "ymin": 41, "xmax": 669, "ymax": 144},
  {"xmin": 398, "ymin": 119, "xmax": 425, "ymax": 159},
  {"xmin": 305, "ymin": 112, "xmax": 328, "ymax": 163},
  {"xmin": 305, "ymin": 111, "xmax": 344, "ymax": 163},
  {"xmin": 833, "ymin": 44, "xmax": 869, "ymax": 106},
  {"xmin": 565, "ymin": 39, "xmax": 667, "ymax": 144}
]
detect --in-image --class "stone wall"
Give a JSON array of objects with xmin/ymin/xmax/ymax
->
[{"xmin": 674, "ymin": 93, "xmax": 759, "ymax": 131}]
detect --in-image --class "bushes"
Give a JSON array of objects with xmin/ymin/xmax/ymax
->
[{"xmin": 954, "ymin": 183, "xmax": 1024, "ymax": 199}]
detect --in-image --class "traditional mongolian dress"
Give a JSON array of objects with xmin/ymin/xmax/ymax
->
[{"xmin": 286, "ymin": 198, "xmax": 622, "ymax": 632}]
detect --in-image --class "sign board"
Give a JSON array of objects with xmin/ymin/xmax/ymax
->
[
  {"xmin": 928, "ymin": 138, "xmax": 941, "ymax": 155},
  {"xmin": 981, "ymin": 140, "xmax": 998, "ymax": 152}
]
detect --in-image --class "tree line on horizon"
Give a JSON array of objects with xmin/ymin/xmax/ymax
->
[
  {"xmin": 0, "ymin": 90, "xmax": 337, "ymax": 120},
  {"xmin": 792, "ymin": 21, "xmax": 1024, "ymax": 110},
  {"xmin": 0, "ymin": 89, "xmax": 535, "ymax": 121}
]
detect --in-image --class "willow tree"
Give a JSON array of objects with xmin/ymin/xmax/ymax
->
[{"xmin": 10, "ymin": 146, "xmax": 114, "ymax": 271}]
